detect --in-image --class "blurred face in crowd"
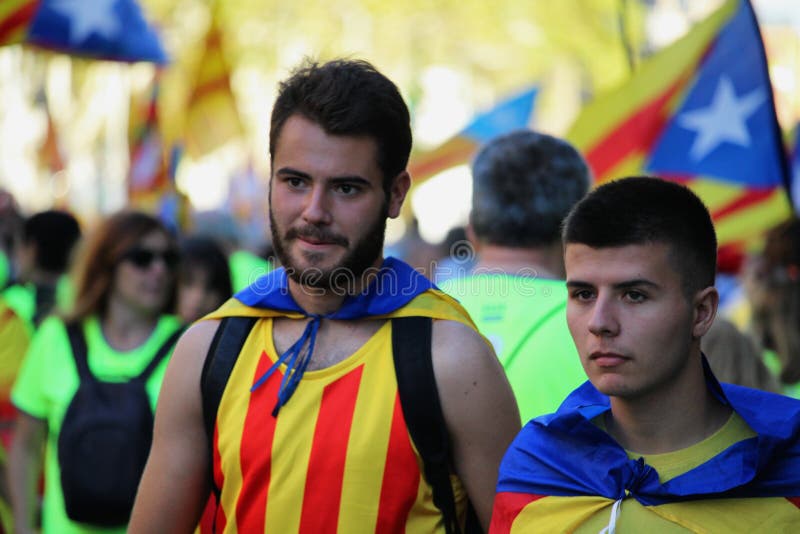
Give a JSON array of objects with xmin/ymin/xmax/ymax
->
[
  {"xmin": 177, "ymin": 267, "xmax": 226, "ymax": 323},
  {"xmin": 112, "ymin": 230, "xmax": 177, "ymax": 317}
]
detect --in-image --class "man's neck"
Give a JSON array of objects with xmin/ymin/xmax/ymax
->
[
  {"xmin": 473, "ymin": 242, "xmax": 564, "ymax": 279},
  {"xmin": 287, "ymin": 260, "xmax": 383, "ymax": 316},
  {"xmin": 605, "ymin": 359, "xmax": 732, "ymax": 454}
]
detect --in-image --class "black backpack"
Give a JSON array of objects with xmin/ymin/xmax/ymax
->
[
  {"xmin": 58, "ymin": 323, "xmax": 184, "ymax": 526},
  {"xmin": 201, "ymin": 316, "xmax": 482, "ymax": 534}
]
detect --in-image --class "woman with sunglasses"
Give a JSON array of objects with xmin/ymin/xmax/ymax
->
[{"xmin": 8, "ymin": 211, "xmax": 183, "ymax": 534}]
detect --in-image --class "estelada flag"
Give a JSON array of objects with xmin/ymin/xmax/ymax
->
[
  {"xmin": 0, "ymin": 0, "xmax": 167, "ymax": 63},
  {"xmin": 568, "ymin": 0, "xmax": 793, "ymax": 272},
  {"xmin": 408, "ymin": 87, "xmax": 538, "ymax": 183}
]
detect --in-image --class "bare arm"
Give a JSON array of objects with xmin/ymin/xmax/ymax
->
[
  {"xmin": 8, "ymin": 411, "xmax": 46, "ymax": 534},
  {"xmin": 432, "ymin": 320, "xmax": 521, "ymax": 531},
  {"xmin": 128, "ymin": 320, "xmax": 220, "ymax": 534}
]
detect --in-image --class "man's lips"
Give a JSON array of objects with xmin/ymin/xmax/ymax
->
[
  {"xmin": 286, "ymin": 227, "xmax": 348, "ymax": 247},
  {"xmin": 589, "ymin": 351, "xmax": 630, "ymax": 367}
]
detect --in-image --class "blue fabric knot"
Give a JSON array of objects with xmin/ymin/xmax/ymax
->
[
  {"xmin": 251, "ymin": 314, "xmax": 322, "ymax": 416},
  {"xmin": 626, "ymin": 456, "xmax": 655, "ymax": 495}
]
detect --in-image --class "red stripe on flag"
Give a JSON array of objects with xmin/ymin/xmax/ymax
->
[
  {"xmin": 211, "ymin": 423, "xmax": 228, "ymax": 533},
  {"xmin": 710, "ymin": 188, "xmax": 774, "ymax": 219},
  {"xmin": 235, "ymin": 350, "xmax": 283, "ymax": 532},
  {"xmin": 787, "ymin": 496, "xmax": 800, "ymax": 509},
  {"xmin": 298, "ymin": 365, "xmax": 364, "ymax": 534},
  {"xmin": 375, "ymin": 394, "xmax": 421, "ymax": 533},
  {"xmin": 585, "ymin": 75, "xmax": 689, "ymax": 181},
  {"xmin": 488, "ymin": 492, "xmax": 546, "ymax": 534},
  {"xmin": 0, "ymin": 1, "xmax": 39, "ymax": 43}
]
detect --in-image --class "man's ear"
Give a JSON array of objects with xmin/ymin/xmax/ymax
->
[
  {"xmin": 692, "ymin": 286, "xmax": 719, "ymax": 339},
  {"xmin": 465, "ymin": 222, "xmax": 481, "ymax": 254},
  {"xmin": 387, "ymin": 171, "xmax": 411, "ymax": 219}
]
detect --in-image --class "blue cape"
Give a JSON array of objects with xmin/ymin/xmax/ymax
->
[
  {"xmin": 229, "ymin": 257, "xmax": 437, "ymax": 412},
  {"xmin": 497, "ymin": 359, "xmax": 800, "ymax": 505}
]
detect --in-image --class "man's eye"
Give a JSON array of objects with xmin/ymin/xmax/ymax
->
[
  {"xmin": 286, "ymin": 177, "xmax": 304, "ymax": 188},
  {"xmin": 336, "ymin": 184, "xmax": 358, "ymax": 195},
  {"xmin": 625, "ymin": 290, "xmax": 646, "ymax": 302},
  {"xmin": 571, "ymin": 289, "xmax": 594, "ymax": 301}
]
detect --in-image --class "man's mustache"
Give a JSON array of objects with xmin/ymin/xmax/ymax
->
[{"xmin": 285, "ymin": 226, "xmax": 349, "ymax": 247}]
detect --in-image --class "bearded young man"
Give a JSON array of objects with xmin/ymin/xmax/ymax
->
[
  {"xmin": 129, "ymin": 59, "xmax": 519, "ymax": 534},
  {"xmin": 490, "ymin": 177, "xmax": 800, "ymax": 533}
]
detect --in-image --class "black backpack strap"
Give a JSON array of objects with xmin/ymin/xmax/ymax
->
[
  {"xmin": 66, "ymin": 322, "xmax": 185, "ymax": 384},
  {"xmin": 66, "ymin": 322, "xmax": 92, "ymax": 381},
  {"xmin": 200, "ymin": 316, "xmax": 258, "ymax": 469},
  {"xmin": 137, "ymin": 326, "xmax": 187, "ymax": 382},
  {"xmin": 393, "ymin": 316, "xmax": 477, "ymax": 534}
]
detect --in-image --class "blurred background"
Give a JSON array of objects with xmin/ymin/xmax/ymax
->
[{"xmin": 0, "ymin": 0, "xmax": 798, "ymax": 252}]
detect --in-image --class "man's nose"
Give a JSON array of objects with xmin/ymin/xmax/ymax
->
[
  {"xmin": 587, "ymin": 295, "xmax": 620, "ymax": 337},
  {"xmin": 301, "ymin": 186, "xmax": 332, "ymax": 225}
]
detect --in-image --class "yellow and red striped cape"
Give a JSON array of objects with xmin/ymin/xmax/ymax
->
[{"xmin": 199, "ymin": 289, "xmax": 484, "ymax": 533}]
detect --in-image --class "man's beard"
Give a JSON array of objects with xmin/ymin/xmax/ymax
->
[{"xmin": 269, "ymin": 204, "xmax": 388, "ymax": 291}]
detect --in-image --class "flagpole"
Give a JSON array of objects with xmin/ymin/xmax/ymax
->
[{"xmin": 618, "ymin": 0, "xmax": 636, "ymax": 73}]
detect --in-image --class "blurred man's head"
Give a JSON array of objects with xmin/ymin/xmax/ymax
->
[
  {"xmin": 17, "ymin": 210, "xmax": 81, "ymax": 280},
  {"xmin": 470, "ymin": 130, "xmax": 590, "ymax": 248}
]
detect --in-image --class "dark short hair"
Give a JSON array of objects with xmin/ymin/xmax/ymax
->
[
  {"xmin": 179, "ymin": 235, "xmax": 232, "ymax": 300},
  {"xmin": 23, "ymin": 210, "xmax": 81, "ymax": 273},
  {"xmin": 562, "ymin": 176, "xmax": 717, "ymax": 294},
  {"xmin": 470, "ymin": 130, "xmax": 590, "ymax": 247},
  {"xmin": 269, "ymin": 58, "xmax": 412, "ymax": 193}
]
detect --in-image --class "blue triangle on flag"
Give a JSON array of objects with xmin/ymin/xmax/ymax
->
[{"xmin": 26, "ymin": 0, "xmax": 168, "ymax": 64}]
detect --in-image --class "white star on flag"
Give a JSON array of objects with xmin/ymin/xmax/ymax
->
[
  {"xmin": 51, "ymin": 0, "xmax": 120, "ymax": 44},
  {"xmin": 677, "ymin": 76, "xmax": 765, "ymax": 161}
]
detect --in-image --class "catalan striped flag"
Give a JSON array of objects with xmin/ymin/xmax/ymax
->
[
  {"xmin": 408, "ymin": 87, "xmax": 538, "ymax": 183},
  {"xmin": 0, "ymin": 0, "xmax": 167, "ymax": 63},
  {"xmin": 568, "ymin": 0, "xmax": 792, "ymax": 271},
  {"xmin": 128, "ymin": 76, "xmax": 168, "ymax": 206},
  {"xmin": 183, "ymin": 11, "xmax": 243, "ymax": 158}
]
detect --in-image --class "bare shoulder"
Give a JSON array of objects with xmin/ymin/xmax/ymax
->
[
  {"xmin": 170, "ymin": 319, "xmax": 220, "ymax": 370},
  {"xmin": 431, "ymin": 319, "xmax": 497, "ymax": 370},
  {"xmin": 162, "ymin": 319, "xmax": 222, "ymax": 397},
  {"xmin": 430, "ymin": 318, "xmax": 515, "ymax": 416}
]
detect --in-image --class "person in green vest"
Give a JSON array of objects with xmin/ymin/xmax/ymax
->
[
  {"xmin": 440, "ymin": 130, "xmax": 590, "ymax": 423},
  {"xmin": 9, "ymin": 211, "xmax": 182, "ymax": 534},
  {"xmin": 3, "ymin": 210, "xmax": 81, "ymax": 331},
  {"xmin": 0, "ymin": 210, "xmax": 81, "ymax": 531}
]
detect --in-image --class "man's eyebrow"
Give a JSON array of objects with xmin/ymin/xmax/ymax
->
[
  {"xmin": 565, "ymin": 279, "xmax": 660, "ymax": 289},
  {"xmin": 565, "ymin": 280, "xmax": 593, "ymax": 289},
  {"xmin": 276, "ymin": 167, "xmax": 311, "ymax": 179},
  {"xmin": 613, "ymin": 279, "xmax": 660, "ymax": 290},
  {"xmin": 275, "ymin": 167, "xmax": 370, "ymax": 184},
  {"xmin": 329, "ymin": 176, "xmax": 371, "ymax": 186}
]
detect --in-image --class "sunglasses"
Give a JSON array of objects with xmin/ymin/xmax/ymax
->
[{"xmin": 121, "ymin": 247, "xmax": 180, "ymax": 270}]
